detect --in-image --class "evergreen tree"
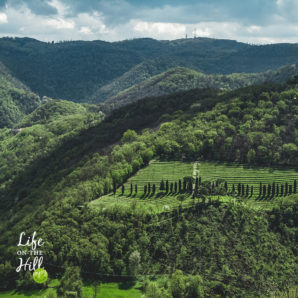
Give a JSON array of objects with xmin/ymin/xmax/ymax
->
[
  {"xmin": 179, "ymin": 180, "xmax": 182, "ymax": 193},
  {"xmin": 250, "ymin": 185, "xmax": 253, "ymax": 196},
  {"xmin": 259, "ymin": 183, "xmax": 262, "ymax": 197},
  {"xmin": 188, "ymin": 181, "xmax": 192, "ymax": 193},
  {"xmin": 267, "ymin": 184, "xmax": 271, "ymax": 197},
  {"xmin": 183, "ymin": 179, "xmax": 187, "ymax": 192},
  {"xmin": 144, "ymin": 185, "xmax": 147, "ymax": 194},
  {"xmin": 238, "ymin": 183, "xmax": 241, "ymax": 195},
  {"xmin": 174, "ymin": 182, "xmax": 178, "ymax": 193},
  {"xmin": 148, "ymin": 183, "xmax": 151, "ymax": 194},
  {"xmin": 232, "ymin": 184, "xmax": 235, "ymax": 194},
  {"xmin": 281, "ymin": 184, "xmax": 284, "ymax": 196},
  {"xmin": 113, "ymin": 181, "xmax": 117, "ymax": 195},
  {"xmin": 224, "ymin": 181, "xmax": 228, "ymax": 192},
  {"xmin": 276, "ymin": 184, "xmax": 279, "ymax": 196},
  {"xmin": 272, "ymin": 182, "xmax": 275, "ymax": 197},
  {"xmin": 121, "ymin": 185, "xmax": 125, "ymax": 195},
  {"xmin": 160, "ymin": 179, "xmax": 165, "ymax": 191},
  {"xmin": 294, "ymin": 180, "xmax": 297, "ymax": 194},
  {"xmin": 152, "ymin": 184, "xmax": 156, "ymax": 194},
  {"xmin": 289, "ymin": 184, "xmax": 292, "ymax": 195},
  {"xmin": 246, "ymin": 184, "xmax": 249, "ymax": 197},
  {"xmin": 135, "ymin": 184, "xmax": 138, "ymax": 194},
  {"xmin": 285, "ymin": 182, "xmax": 288, "ymax": 195},
  {"xmin": 263, "ymin": 185, "xmax": 266, "ymax": 197},
  {"xmin": 130, "ymin": 183, "xmax": 133, "ymax": 194},
  {"xmin": 198, "ymin": 177, "xmax": 202, "ymax": 185},
  {"xmin": 166, "ymin": 180, "xmax": 169, "ymax": 193},
  {"xmin": 170, "ymin": 182, "xmax": 173, "ymax": 193}
]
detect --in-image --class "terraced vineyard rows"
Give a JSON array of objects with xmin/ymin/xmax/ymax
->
[
  {"xmin": 198, "ymin": 161, "xmax": 298, "ymax": 192},
  {"xmin": 122, "ymin": 160, "xmax": 193, "ymax": 191},
  {"xmin": 90, "ymin": 160, "xmax": 298, "ymax": 212}
]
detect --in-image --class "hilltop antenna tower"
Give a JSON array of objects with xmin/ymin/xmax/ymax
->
[{"xmin": 194, "ymin": 28, "xmax": 197, "ymax": 39}]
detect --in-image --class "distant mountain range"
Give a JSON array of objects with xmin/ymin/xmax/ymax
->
[{"xmin": 0, "ymin": 37, "xmax": 298, "ymax": 102}]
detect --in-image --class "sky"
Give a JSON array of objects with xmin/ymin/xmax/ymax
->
[{"xmin": 0, "ymin": 0, "xmax": 298, "ymax": 44}]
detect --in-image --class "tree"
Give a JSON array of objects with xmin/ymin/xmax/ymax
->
[
  {"xmin": 166, "ymin": 180, "xmax": 169, "ymax": 193},
  {"xmin": 129, "ymin": 251, "xmax": 140, "ymax": 280},
  {"xmin": 232, "ymin": 184, "xmax": 235, "ymax": 194},
  {"xmin": 174, "ymin": 182, "xmax": 178, "ymax": 193},
  {"xmin": 246, "ymin": 184, "xmax": 249, "ymax": 197},
  {"xmin": 135, "ymin": 184, "xmax": 138, "ymax": 194},
  {"xmin": 179, "ymin": 180, "xmax": 182, "ymax": 193},
  {"xmin": 130, "ymin": 183, "xmax": 133, "ymax": 194},
  {"xmin": 263, "ymin": 185, "xmax": 266, "ymax": 197},
  {"xmin": 294, "ymin": 180, "xmax": 297, "ymax": 194},
  {"xmin": 276, "ymin": 184, "xmax": 279, "ymax": 196},
  {"xmin": 241, "ymin": 184, "xmax": 245, "ymax": 197},
  {"xmin": 259, "ymin": 183, "xmax": 262, "ymax": 197},
  {"xmin": 170, "ymin": 182, "xmax": 173, "ymax": 193},
  {"xmin": 186, "ymin": 275, "xmax": 204, "ymax": 298},
  {"xmin": 285, "ymin": 182, "xmax": 288, "ymax": 195},
  {"xmin": 247, "ymin": 148, "xmax": 256, "ymax": 163},
  {"xmin": 152, "ymin": 184, "xmax": 156, "ymax": 194},
  {"xmin": 58, "ymin": 266, "xmax": 83, "ymax": 297},
  {"xmin": 121, "ymin": 185, "xmax": 125, "ymax": 195},
  {"xmin": 198, "ymin": 177, "xmax": 202, "ymax": 185},
  {"xmin": 238, "ymin": 183, "xmax": 241, "ymax": 196},
  {"xmin": 250, "ymin": 185, "xmax": 253, "ymax": 197},
  {"xmin": 281, "ymin": 184, "xmax": 284, "ymax": 196},
  {"xmin": 160, "ymin": 179, "xmax": 165, "ymax": 191},
  {"xmin": 144, "ymin": 185, "xmax": 147, "ymax": 194},
  {"xmin": 267, "ymin": 184, "xmax": 271, "ymax": 197},
  {"xmin": 171, "ymin": 270, "xmax": 186, "ymax": 298},
  {"xmin": 148, "ymin": 183, "xmax": 151, "ymax": 194},
  {"xmin": 121, "ymin": 129, "xmax": 137, "ymax": 143},
  {"xmin": 224, "ymin": 181, "xmax": 228, "ymax": 192}
]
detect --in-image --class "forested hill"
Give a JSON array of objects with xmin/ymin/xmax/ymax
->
[
  {"xmin": 0, "ymin": 80, "xmax": 297, "ymax": 296},
  {"xmin": 100, "ymin": 65, "xmax": 298, "ymax": 111},
  {"xmin": 1, "ymin": 37, "xmax": 298, "ymax": 101},
  {"xmin": 0, "ymin": 62, "xmax": 41, "ymax": 128}
]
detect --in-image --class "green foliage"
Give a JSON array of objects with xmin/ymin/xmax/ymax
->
[
  {"xmin": 58, "ymin": 266, "xmax": 83, "ymax": 297},
  {"xmin": 0, "ymin": 81, "xmax": 297, "ymax": 297},
  {"xmin": 101, "ymin": 65, "xmax": 298, "ymax": 110},
  {"xmin": 1, "ymin": 37, "xmax": 298, "ymax": 102}
]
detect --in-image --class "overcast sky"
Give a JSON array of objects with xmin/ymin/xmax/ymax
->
[{"xmin": 0, "ymin": 0, "xmax": 297, "ymax": 43}]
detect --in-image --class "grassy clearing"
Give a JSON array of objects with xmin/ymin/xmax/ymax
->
[
  {"xmin": 0, "ymin": 288, "xmax": 56, "ymax": 297},
  {"xmin": 0, "ymin": 282, "xmax": 142, "ymax": 298}
]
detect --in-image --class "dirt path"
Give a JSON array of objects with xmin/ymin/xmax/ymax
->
[{"xmin": 192, "ymin": 161, "xmax": 199, "ymax": 195}]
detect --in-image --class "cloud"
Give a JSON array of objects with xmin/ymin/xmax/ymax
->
[
  {"xmin": 0, "ymin": 12, "xmax": 7, "ymax": 23},
  {"xmin": 0, "ymin": 0, "xmax": 297, "ymax": 43}
]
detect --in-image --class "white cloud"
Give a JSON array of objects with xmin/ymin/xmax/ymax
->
[
  {"xmin": 0, "ymin": 12, "xmax": 7, "ymax": 23},
  {"xmin": 133, "ymin": 21, "xmax": 186, "ymax": 39},
  {"xmin": 46, "ymin": 17, "xmax": 74, "ymax": 29}
]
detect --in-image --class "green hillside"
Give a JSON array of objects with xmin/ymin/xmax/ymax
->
[
  {"xmin": 101, "ymin": 65, "xmax": 298, "ymax": 110},
  {"xmin": 1, "ymin": 37, "xmax": 298, "ymax": 101},
  {"xmin": 0, "ymin": 80, "xmax": 297, "ymax": 296},
  {"xmin": 0, "ymin": 62, "xmax": 41, "ymax": 128}
]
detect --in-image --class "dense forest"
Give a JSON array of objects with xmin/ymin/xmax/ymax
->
[
  {"xmin": 0, "ymin": 62, "xmax": 41, "ymax": 128},
  {"xmin": 0, "ymin": 79, "xmax": 297, "ymax": 296},
  {"xmin": 100, "ymin": 64, "xmax": 298, "ymax": 111},
  {"xmin": 1, "ymin": 37, "xmax": 298, "ymax": 101}
]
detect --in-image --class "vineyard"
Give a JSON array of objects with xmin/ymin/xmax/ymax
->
[{"xmin": 90, "ymin": 160, "xmax": 298, "ymax": 212}]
